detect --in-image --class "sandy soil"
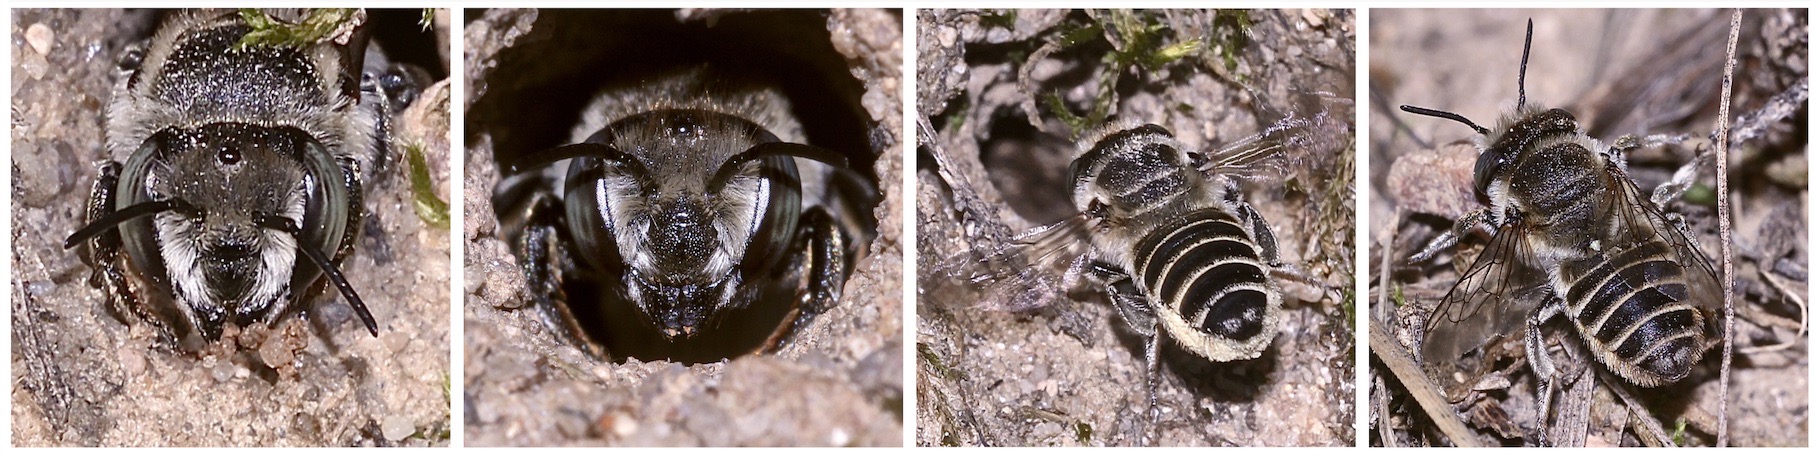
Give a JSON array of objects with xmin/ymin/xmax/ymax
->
[
  {"xmin": 915, "ymin": 9, "xmax": 1357, "ymax": 446},
  {"xmin": 460, "ymin": 9, "xmax": 905, "ymax": 446},
  {"xmin": 1368, "ymin": 9, "xmax": 1807, "ymax": 447},
  {"xmin": 10, "ymin": 9, "xmax": 454, "ymax": 446}
]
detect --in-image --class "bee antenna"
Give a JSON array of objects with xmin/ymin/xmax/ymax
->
[
  {"xmin": 64, "ymin": 199, "xmax": 196, "ymax": 249},
  {"xmin": 1519, "ymin": 18, "xmax": 1534, "ymax": 111},
  {"xmin": 503, "ymin": 143, "xmax": 649, "ymax": 178},
  {"xmin": 1399, "ymin": 105, "xmax": 1491, "ymax": 135},
  {"xmin": 254, "ymin": 213, "xmax": 379, "ymax": 337},
  {"xmin": 709, "ymin": 142, "xmax": 849, "ymax": 190}
]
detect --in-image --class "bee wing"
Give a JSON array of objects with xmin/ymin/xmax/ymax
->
[
  {"xmin": 1195, "ymin": 133, "xmax": 1287, "ymax": 180},
  {"xmin": 1194, "ymin": 114, "xmax": 1317, "ymax": 180},
  {"xmin": 936, "ymin": 213, "xmax": 1098, "ymax": 313},
  {"xmin": 1420, "ymin": 217, "xmax": 1551, "ymax": 366},
  {"xmin": 1606, "ymin": 166, "xmax": 1725, "ymax": 341}
]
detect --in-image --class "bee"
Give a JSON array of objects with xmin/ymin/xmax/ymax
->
[
  {"xmin": 1399, "ymin": 19, "xmax": 1722, "ymax": 439},
  {"xmin": 493, "ymin": 68, "xmax": 876, "ymax": 363},
  {"xmin": 63, "ymin": 9, "xmax": 386, "ymax": 347},
  {"xmin": 954, "ymin": 120, "xmax": 1295, "ymax": 441}
]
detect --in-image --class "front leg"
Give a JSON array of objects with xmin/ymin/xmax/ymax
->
[
  {"xmin": 515, "ymin": 193, "xmax": 604, "ymax": 359},
  {"xmin": 1411, "ymin": 208, "xmax": 1494, "ymax": 263},
  {"xmin": 79, "ymin": 161, "xmax": 138, "ymax": 325},
  {"xmin": 787, "ymin": 207, "xmax": 846, "ymax": 338}
]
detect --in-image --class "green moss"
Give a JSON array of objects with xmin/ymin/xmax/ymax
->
[
  {"xmin": 235, "ymin": 9, "xmax": 358, "ymax": 51},
  {"xmin": 1681, "ymin": 183, "xmax": 1717, "ymax": 207},
  {"xmin": 1037, "ymin": 10, "xmax": 1207, "ymax": 138},
  {"xmin": 979, "ymin": 10, "xmax": 1017, "ymax": 30},
  {"xmin": 406, "ymin": 142, "xmax": 451, "ymax": 229},
  {"xmin": 1209, "ymin": 10, "xmax": 1254, "ymax": 76},
  {"xmin": 1671, "ymin": 417, "xmax": 1689, "ymax": 446}
]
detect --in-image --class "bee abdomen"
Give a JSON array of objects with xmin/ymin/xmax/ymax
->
[
  {"xmin": 1565, "ymin": 240, "xmax": 1706, "ymax": 385},
  {"xmin": 1134, "ymin": 208, "xmax": 1270, "ymax": 341}
]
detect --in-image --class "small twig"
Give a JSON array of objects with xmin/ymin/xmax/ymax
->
[
  {"xmin": 1370, "ymin": 324, "xmax": 1482, "ymax": 447},
  {"xmin": 1375, "ymin": 373, "xmax": 1399, "ymax": 447},
  {"xmin": 1740, "ymin": 272, "xmax": 1807, "ymax": 355},
  {"xmin": 1598, "ymin": 369, "xmax": 1675, "ymax": 447},
  {"xmin": 1713, "ymin": 9, "xmax": 1741, "ymax": 448}
]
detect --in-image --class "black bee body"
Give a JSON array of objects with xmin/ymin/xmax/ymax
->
[
  {"xmin": 497, "ymin": 69, "xmax": 873, "ymax": 363},
  {"xmin": 68, "ymin": 9, "xmax": 385, "ymax": 346}
]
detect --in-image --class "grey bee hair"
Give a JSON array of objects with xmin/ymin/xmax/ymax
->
[
  {"xmin": 1069, "ymin": 120, "xmax": 1280, "ymax": 362},
  {"xmin": 564, "ymin": 67, "xmax": 827, "ymax": 310},
  {"xmin": 152, "ymin": 175, "xmax": 309, "ymax": 323},
  {"xmin": 104, "ymin": 9, "xmax": 379, "ymax": 167},
  {"xmin": 1477, "ymin": 103, "xmax": 1617, "ymax": 269},
  {"xmin": 101, "ymin": 9, "xmax": 378, "ymax": 330}
]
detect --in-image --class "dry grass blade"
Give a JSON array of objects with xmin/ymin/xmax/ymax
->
[
  {"xmin": 1713, "ymin": 8, "xmax": 1741, "ymax": 448},
  {"xmin": 1369, "ymin": 324, "xmax": 1481, "ymax": 447}
]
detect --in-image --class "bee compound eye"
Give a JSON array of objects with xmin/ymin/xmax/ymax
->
[{"xmin": 1472, "ymin": 147, "xmax": 1506, "ymax": 196}]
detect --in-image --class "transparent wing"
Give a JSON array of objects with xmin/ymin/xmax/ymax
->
[
  {"xmin": 1195, "ymin": 115, "xmax": 1310, "ymax": 180},
  {"xmin": 932, "ymin": 213, "xmax": 1098, "ymax": 313},
  {"xmin": 1605, "ymin": 164, "xmax": 1725, "ymax": 342},
  {"xmin": 1420, "ymin": 216, "xmax": 1551, "ymax": 367}
]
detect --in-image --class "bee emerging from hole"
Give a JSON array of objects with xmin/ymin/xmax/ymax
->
[
  {"xmin": 954, "ymin": 118, "xmax": 1303, "ymax": 443},
  {"xmin": 1399, "ymin": 19, "xmax": 1722, "ymax": 444},
  {"xmin": 65, "ymin": 9, "xmax": 390, "ymax": 348},
  {"xmin": 494, "ymin": 68, "xmax": 876, "ymax": 364}
]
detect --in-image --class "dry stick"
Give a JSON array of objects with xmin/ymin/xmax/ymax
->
[
  {"xmin": 1714, "ymin": 8, "xmax": 1741, "ymax": 448},
  {"xmin": 1376, "ymin": 373, "xmax": 1399, "ymax": 447},
  {"xmin": 1376, "ymin": 219, "xmax": 1398, "ymax": 447},
  {"xmin": 1369, "ymin": 324, "xmax": 1481, "ymax": 447},
  {"xmin": 1600, "ymin": 369, "xmax": 1676, "ymax": 447}
]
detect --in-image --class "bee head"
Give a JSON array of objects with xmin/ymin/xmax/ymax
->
[
  {"xmin": 1399, "ymin": 18, "xmax": 1553, "ymax": 200},
  {"xmin": 510, "ymin": 108, "xmax": 850, "ymax": 340},
  {"xmin": 153, "ymin": 124, "xmax": 312, "ymax": 315}
]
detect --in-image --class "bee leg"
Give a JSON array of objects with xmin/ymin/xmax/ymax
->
[
  {"xmin": 1411, "ymin": 208, "xmax": 1492, "ymax": 263},
  {"xmin": 1645, "ymin": 144, "xmax": 1711, "ymax": 207},
  {"xmin": 1089, "ymin": 261, "xmax": 1162, "ymax": 445},
  {"xmin": 1230, "ymin": 194, "xmax": 1281, "ymax": 266},
  {"xmin": 517, "ymin": 194, "xmax": 607, "ymax": 359},
  {"xmin": 787, "ymin": 207, "xmax": 846, "ymax": 336},
  {"xmin": 80, "ymin": 161, "xmax": 138, "ymax": 326},
  {"xmin": 1524, "ymin": 296, "xmax": 1565, "ymax": 446}
]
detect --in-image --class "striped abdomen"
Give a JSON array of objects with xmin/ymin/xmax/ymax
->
[
  {"xmin": 1131, "ymin": 208, "xmax": 1273, "ymax": 343},
  {"xmin": 1562, "ymin": 240, "xmax": 1708, "ymax": 386}
]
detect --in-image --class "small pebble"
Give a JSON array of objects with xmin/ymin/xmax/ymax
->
[
  {"xmin": 26, "ymin": 23, "xmax": 54, "ymax": 55},
  {"xmin": 381, "ymin": 415, "xmax": 415, "ymax": 442},
  {"xmin": 208, "ymin": 359, "xmax": 235, "ymax": 383},
  {"xmin": 610, "ymin": 413, "xmax": 638, "ymax": 438},
  {"xmin": 118, "ymin": 346, "xmax": 145, "ymax": 376}
]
